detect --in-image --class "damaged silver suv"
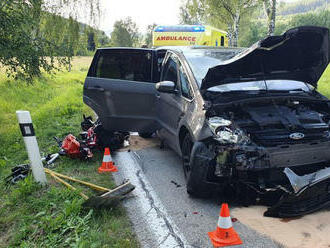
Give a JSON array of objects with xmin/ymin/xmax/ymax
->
[{"xmin": 84, "ymin": 26, "xmax": 330, "ymax": 217}]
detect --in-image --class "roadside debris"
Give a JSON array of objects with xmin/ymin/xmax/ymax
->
[
  {"xmin": 4, "ymin": 152, "xmax": 60, "ymax": 186},
  {"xmin": 5, "ymin": 156, "xmax": 135, "ymax": 209},
  {"xmin": 83, "ymin": 180, "xmax": 135, "ymax": 209},
  {"xmin": 84, "ymin": 115, "xmax": 129, "ymax": 151},
  {"xmin": 81, "ymin": 114, "xmax": 94, "ymax": 131},
  {"xmin": 42, "ymin": 153, "xmax": 60, "ymax": 166},
  {"xmin": 208, "ymin": 203, "xmax": 243, "ymax": 247},
  {"xmin": 262, "ymin": 167, "xmax": 330, "ymax": 218},
  {"xmin": 5, "ymin": 114, "xmax": 129, "ymax": 185},
  {"xmin": 53, "ymin": 115, "xmax": 129, "ymax": 160},
  {"xmin": 4, "ymin": 163, "xmax": 30, "ymax": 186},
  {"xmin": 170, "ymin": 180, "xmax": 182, "ymax": 188},
  {"xmin": 45, "ymin": 168, "xmax": 135, "ymax": 209},
  {"xmin": 55, "ymin": 134, "xmax": 93, "ymax": 159},
  {"xmin": 231, "ymin": 217, "xmax": 238, "ymax": 223}
]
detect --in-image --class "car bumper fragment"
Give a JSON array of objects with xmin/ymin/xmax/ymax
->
[{"xmin": 264, "ymin": 167, "xmax": 330, "ymax": 217}]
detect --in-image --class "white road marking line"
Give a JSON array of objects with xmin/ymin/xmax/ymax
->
[{"xmin": 113, "ymin": 151, "xmax": 190, "ymax": 248}]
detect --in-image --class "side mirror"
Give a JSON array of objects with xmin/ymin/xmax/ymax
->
[{"xmin": 155, "ymin": 81, "xmax": 177, "ymax": 94}]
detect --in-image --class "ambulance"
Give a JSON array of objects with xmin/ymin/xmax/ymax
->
[{"xmin": 152, "ymin": 25, "xmax": 228, "ymax": 47}]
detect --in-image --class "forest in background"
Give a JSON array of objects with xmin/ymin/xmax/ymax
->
[
  {"xmin": 1, "ymin": 0, "xmax": 329, "ymax": 80},
  {"xmin": 278, "ymin": 0, "xmax": 329, "ymax": 15},
  {"xmin": 179, "ymin": 0, "xmax": 329, "ymax": 47},
  {"xmin": 239, "ymin": 0, "xmax": 329, "ymax": 47}
]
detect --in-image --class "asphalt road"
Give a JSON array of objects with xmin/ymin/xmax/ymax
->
[{"xmin": 112, "ymin": 139, "xmax": 281, "ymax": 248}]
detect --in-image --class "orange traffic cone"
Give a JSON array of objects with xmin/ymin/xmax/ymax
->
[
  {"xmin": 98, "ymin": 147, "xmax": 118, "ymax": 173},
  {"xmin": 208, "ymin": 203, "xmax": 243, "ymax": 247}
]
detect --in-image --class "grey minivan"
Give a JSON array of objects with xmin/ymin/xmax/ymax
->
[{"xmin": 84, "ymin": 26, "xmax": 330, "ymax": 217}]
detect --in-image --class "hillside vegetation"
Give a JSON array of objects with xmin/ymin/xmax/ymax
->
[
  {"xmin": 278, "ymin": 0, "xmax": 329, "ymax": 16},
  {"xmin": 239, "ymin": 8, "xmax": 329, "ymax": 47}
]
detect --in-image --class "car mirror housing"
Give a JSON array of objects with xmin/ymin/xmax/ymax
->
[{"xmin": 156, "ymin": 81, "xmax": 177, "ymax": 94}]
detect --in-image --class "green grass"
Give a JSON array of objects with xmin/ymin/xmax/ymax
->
[
  {"xmin": 318, "ymin": 65, "xmax": 330, "ymax": 97},
  {"xmin": 0, "ymin": 57, "xmax": 139, "ymax": 248}
]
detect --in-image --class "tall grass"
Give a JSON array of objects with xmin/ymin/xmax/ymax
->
[{"xmin": 0, "ymin": 57, "xmax": 139, "ymax": 248}]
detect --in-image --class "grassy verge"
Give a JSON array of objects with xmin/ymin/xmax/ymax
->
[{"xmin": 0, "ymin": 57, "xmax": 139, "ymax": 248}]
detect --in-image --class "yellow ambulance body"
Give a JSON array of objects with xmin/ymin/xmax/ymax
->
[{"xmin": 152, "ymin": 25, "xmax": 228, "ymax": 47}]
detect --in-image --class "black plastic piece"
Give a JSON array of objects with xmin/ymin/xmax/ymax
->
[{"xmin": 264, "ymin": 178, "xmax": 330, "ymax": 217}]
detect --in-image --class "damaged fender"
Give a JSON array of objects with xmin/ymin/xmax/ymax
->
[{"xmin": 187, "ymin": 142, "xmax": 218, "ymax": 197}]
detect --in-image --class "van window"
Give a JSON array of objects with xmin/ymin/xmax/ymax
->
[
  {"xmin": 179, "ymin": 63, "xmax": 193, "ymax": 99},
  {"xmin": 95, "ymin": 50, "xmax": 152, "ymax": 82},
  {"xmin": 162, "ymin": 55, "xmax": 178, "ymax": 84}
]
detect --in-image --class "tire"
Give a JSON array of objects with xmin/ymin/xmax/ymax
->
[
  {"xmin": 181, "ymin": 134, "xmax": 193, "ymax": 180},
  {"xmin": 138, "ymin": 132, "xmax": 153, "ymax": 138},
  {"xmin": 181, "ymin": 134, "xmax": 214, "ymax": 198}
]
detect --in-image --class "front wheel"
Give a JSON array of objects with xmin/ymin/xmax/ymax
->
[
  {"xmin": 182, "ymin": 136, "xmax": 214, "ymax": 198},
  {"xmin": 181, "ymin": 134, "xmax": 193, "ymax": 179}
]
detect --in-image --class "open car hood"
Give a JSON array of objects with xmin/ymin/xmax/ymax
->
[{"xmin": 201, "ymin": 26, "xmax": 329, "ymax": 90}]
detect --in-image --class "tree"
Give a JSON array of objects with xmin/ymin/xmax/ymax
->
[
  {"xmin": 289, "ymin": 9, "xmax": 330, "ymax": 30},
  {"xmin": 145, "ymin": 23, "xmax": 157, "ymax": 47},
  {"xmin": 238, "ymin": 8, "xmax": 330, "ymax": 47},
  {"xmin": 111, "ymin": 17, "xmax": 139, "ymax": 47},
  {"xmin": 179, "ymin": 5, "xmax": 195, "ymax": 24},
  {"xmin": 0, "ymin": 0, "xmax": 100, "ymax": 80},
  {"xmin": 179, "ymin": 0, "xmax": 206, "ymax": 24},
  {"xmin": 278, "ymin": 0, "xmax": 327, "ymax": 16},
  {"xmin": 179, "ymin": 0, "xmax": 258, "ymax": 47},
  {"xmin": 262, "ymin": 0, "xmax": 276, "ymax": 36},
  {"xmin": 87, "ymin": 31, "xmax": 96, "ymax": 51},
  {"xmin": 98, "ymin": 31, "xmax": 111, "ymax": 47},
  {"xmin": 239, "ymin": 19, "xmax": 267, "ymax": 46},
  {"xmin": 206, "ymin": 0, "xmax": 257, "ymax": 47}
]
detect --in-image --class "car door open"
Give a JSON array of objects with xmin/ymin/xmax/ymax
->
[{"xmin": 83, "ymin": 48, "xmax": 159, "ymax": 132}]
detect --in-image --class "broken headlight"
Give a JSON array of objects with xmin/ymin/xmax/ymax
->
[
  {"xmin": 208, "ymin": 117, "xmax": 250, "ymax": 144},
  {"xmin": 207, "ymin": 117, "xmax": 232, "ymax": 133},
  {"xmin": 216, "ymin": 127, "xmax": 239, "ymax": 144}
]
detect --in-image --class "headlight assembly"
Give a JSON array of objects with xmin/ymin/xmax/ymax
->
[
  {"xmin": 207, "ymin": 116, "xmax": 232, "ymax": 134},
  {"xmin": 207, "ymin": 116, "xmax": 250, "ymax": 145}
]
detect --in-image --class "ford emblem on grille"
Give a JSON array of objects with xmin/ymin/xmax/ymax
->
[{"xmin": 289, "ymin": 132, "xmax": 305, "ymax": 140}]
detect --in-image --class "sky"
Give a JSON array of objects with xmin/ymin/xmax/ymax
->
[
  {"xmin": 99, "ymin": 0, "xmax": 181, "ymax": 34},
  {"xmin": 97, "ymin": 0, "xmax": 300, "ymax": 35}
]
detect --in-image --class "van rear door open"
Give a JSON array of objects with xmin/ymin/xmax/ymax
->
[{"xmin": 83, "ymin": 48, "xmax": 160, "ymax": 132}]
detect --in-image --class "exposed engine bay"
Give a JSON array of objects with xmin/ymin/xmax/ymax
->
[
  {"xmin": 196, "ymin": 96, "xmax": 330, "ymax": 217},
  {"xmin": 206, "ymin": 97, "xmax": 330, "ymax": 170}
]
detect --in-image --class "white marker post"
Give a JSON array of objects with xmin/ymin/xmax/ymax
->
[{"xmin": 16, "ymin": 110, "xmax": 47, "ymax": 184}]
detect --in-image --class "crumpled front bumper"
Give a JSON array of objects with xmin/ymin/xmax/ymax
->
[{"xmin": 264, "ymin": 167, "xmax": 330, "ymax": 217}]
